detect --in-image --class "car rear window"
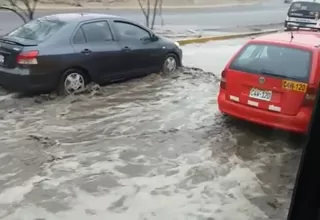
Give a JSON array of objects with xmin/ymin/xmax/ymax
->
[
  {"xmin": 229, "ymin": 43, "xmax": 312, "ymax": 82},
  {"xmin": 6, "ymin": 18, "xmax": 66, "ymax": 42}
]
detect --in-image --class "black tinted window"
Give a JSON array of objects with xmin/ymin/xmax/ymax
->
[
  {"xmin": 114, "ymin": 21, "xmax": 150, "ymax": 40},
  {"xmin": 73, "ymin": 28, "xmax": 86, "ymax": 44},
  {"xmin": 229, "ymin": 43, "xmax": 312, "ymax": 82},
  {"xmin": 289, "ymin": 2, "xmax": 320, "ymax": 13},
  {"xmin": 81, "ymin": 21, "xmax": 112, "ymax": 43},
  {"xmin": 6, "ymin": 18, "xmax": 66, "ymax": 42}
]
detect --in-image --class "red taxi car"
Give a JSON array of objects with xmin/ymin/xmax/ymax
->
[{"xmin": 217, "ymin": 31, "xmax": 320, "ymax": 134}]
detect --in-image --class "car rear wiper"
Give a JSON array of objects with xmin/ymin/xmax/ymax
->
[
  {"xmin": 260, "ymin": 69, "xmax": 290, "ymax": 79},
  {"xmin": 260, "ymin": 69, "xmax": 279, "ymax": 77}
]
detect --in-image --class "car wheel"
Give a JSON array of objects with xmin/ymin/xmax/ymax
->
[
  {"xmin": 58, "ymin": 69, "xmax": 87, "ymax": 95},
  {"xmin": 162, "ymin": 54, "xmax": 178, "ymax": 74}
]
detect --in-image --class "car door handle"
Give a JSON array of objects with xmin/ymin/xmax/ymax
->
[
  {"xmin": 122, "ymin": 46, "xmax": 131, "ymax": 52},
  {"xmin": 81, "ymin": 49, "xmax": 92, "ymax": 54}
]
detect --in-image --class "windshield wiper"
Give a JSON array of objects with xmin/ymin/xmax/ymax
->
[{"xmin": 260, "ymin": 69, "xmax": 278, "ymax": 76}]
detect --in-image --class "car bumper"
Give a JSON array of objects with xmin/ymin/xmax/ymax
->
[
  {"xmin": 0, "ymin": 66, "xmax": 57, "ymax": 93},
  {"xmin": 217, "ymin": 91, "xmax": 311, "ymax": 134},
  {"xmin": 285, "ymin": 20, "xmax": 318, "ymax": 29}
]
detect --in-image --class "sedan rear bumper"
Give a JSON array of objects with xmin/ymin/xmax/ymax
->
[
  {"xmin": 217, "ymin": 90, "xmax": 311, "ymax": 134},
  {"xmin": 0, "ymin": 66, "xmax": 57, "ymax": 93}
]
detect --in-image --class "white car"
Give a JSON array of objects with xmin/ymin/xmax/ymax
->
[{"xmin": 285, "ymin": 0, "xmax": 320, "ymax": 30}]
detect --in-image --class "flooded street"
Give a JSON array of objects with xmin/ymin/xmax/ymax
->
[{"xmin": 0, "ymin": 39, "xmax": 303, "ymax": 220}]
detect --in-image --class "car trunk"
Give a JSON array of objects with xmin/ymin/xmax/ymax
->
[
  {"xmin": 225, "ymin": 42, "xmax": 312, "ymax": 116},
  {"xmin": 225, "ymin": 69, "xmax": 308, "ymax": 116},
  {"xmin": 0, "ymin": 17, "xmax": 67, "ymax": 69},
  {"xmin": 0, "ymin": 37, "xmax": 37, "ymax": 68}
]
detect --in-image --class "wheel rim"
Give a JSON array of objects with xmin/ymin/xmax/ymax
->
[
  {"xmin": 64, "ymin": 72, "xmax": 85, "ymax": 94},
  {"xmin": 164, "ymin": 56, "xmax": 177, "ymax": 73}
]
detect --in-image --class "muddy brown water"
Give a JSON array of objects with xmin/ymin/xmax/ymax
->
[{"xmin": 0, "ymin": 67, "xmax": 303, "ymax": 220}]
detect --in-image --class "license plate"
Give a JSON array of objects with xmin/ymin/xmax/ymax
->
[
  {"xmin": 0, "ymin": 55, "xmax": 4, "ymax": 64},
  {"xmin": 249, "ymin": 88, "xmax": 272, "ymax": 101},
  {"xmin": 282, "ymin": 80, "xmax": 308, "ymax": 92},
  {"xmin": 290, "ymin": 17, "xmax": 313, "ymax": 23},
  {"xmin": 296, "ymin": 19, "xmax": 310, "ymax": 22}
]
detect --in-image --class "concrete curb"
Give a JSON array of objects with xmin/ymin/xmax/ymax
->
[{"xmin": 177, "ymin": 29, "xmax": 282, "ymax": 45}]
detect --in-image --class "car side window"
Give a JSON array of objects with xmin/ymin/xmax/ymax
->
[
  {"xmin": 114, "ymin": 21, "xmax": 150, "ymax": 40},
  {"xmin": 81, "ymin": 21, "xmax": 113, "ymax": 43},
  {"xmin": 73, "ymin": 28, "xmax": 86, "ymax": 44}
]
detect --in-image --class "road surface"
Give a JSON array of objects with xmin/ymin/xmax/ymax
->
[
  {"xmin": 0, "ymin": 38, "xmax": 303, "ymax": 220},
  {"xmin": 0, "ymin": 0, "xmax": 288, "ymax": 34}
]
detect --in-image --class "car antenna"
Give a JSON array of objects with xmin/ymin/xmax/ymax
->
[{"xmin": 290, "ymin": 31, "xmax": 294, "ymax": 42}]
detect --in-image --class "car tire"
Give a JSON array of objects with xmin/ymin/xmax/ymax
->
[
  {"xmin": 58, "ymin": 68, "xmax": 87, "ymax": 95},
  {"xmin": 162, "ymin": 53, "xmax": 179, "ymax": 74}
]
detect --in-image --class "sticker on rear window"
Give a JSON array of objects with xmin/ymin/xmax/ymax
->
[{"xmin": 282, "ymin": 80, "xmax": 307, "ymax": 92}]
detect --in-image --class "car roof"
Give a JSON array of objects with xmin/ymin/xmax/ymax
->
[
  {"xmin": 251, "ymin": 31, "xmax": 320, "ymax": 49},
  {"xmin": 41, "ymin": 13, "xmax": 121, "ymax": 23}
]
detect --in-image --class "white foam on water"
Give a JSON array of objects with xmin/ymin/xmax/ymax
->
[
  {"xmin": 0, "ymin": 39, "xmax": 271, "ymax": 220},
  {"xmin": 3, "ymin": 148, "xmax": 268, "ymax": 220},
  {"xmin": 0, "ymin": 176, "xmax": 45, "ymax": 205},
  {"xmin": 0, "ymin": 172, "xmax": 19, "ymax": 181},
  {"xmin": 0, "ymin": 93, "xmax": 15, "ymax": 102}
]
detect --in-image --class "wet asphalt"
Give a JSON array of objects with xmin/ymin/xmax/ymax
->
[
  {"xmin": 0, "ymin": 39, "xmax": 304, "ymax": 220},
  {"xmin": 0, "ymin": 0, "xmax": 287, "ymax": 35}
]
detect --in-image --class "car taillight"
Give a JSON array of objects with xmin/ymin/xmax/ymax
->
[
  {"xmin": 220, "ymin": 70, "xmax": 226, "ymax": 89},
  {"xmin": 303, "ymin": 86, "xmax": 317, "ymax": 107},
  {"xmin": 16, "ymin": 50, "xmax": 38, "ymax": 65}
]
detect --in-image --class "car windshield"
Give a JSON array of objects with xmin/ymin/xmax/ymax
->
[
  {"xmin": 6, "ymin": 17, "xmax": 66, "ymax": 42},
  {"xmin": 289, "ymin": 1, "xmax": 320, "ymax": 14},
  {"xmin": 229, "ymin": 43, "xmax": 312, "ymax": 82}
]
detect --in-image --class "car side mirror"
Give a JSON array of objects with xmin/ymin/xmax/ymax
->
[
  {"xmin": 140, "ymin": 34, "xmax": 158, "ymax": 43},
  {"xmin": 151, "ymin": 34, "xmax": 158, "ymax": 41},
  {"xmin": 140, "ymin": 36, "xmax": 152, "ymax": 43}
]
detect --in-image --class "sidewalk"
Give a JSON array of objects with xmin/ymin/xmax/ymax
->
[{"xmin": 153, "ymin": 25, "xmax": 282, "ymax": 42}]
